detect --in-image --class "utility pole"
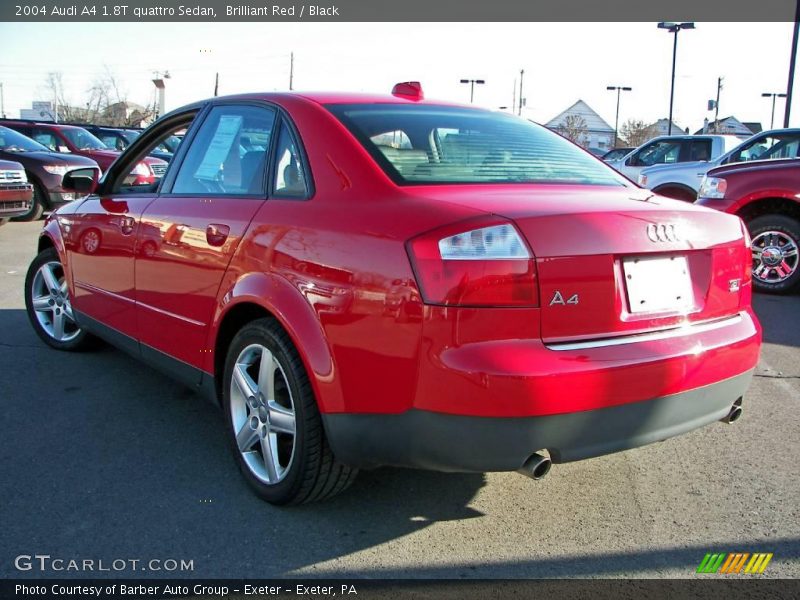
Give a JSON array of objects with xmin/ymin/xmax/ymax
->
[
  {"xmin": 0, "ymin": 82, "xmax": 5, "ymax": 118},
  {"xmin": 512, "ymin": 78, "xmax": 516, "ymax": 116},
  {"xmin": 518, "ymin": 69, "xmax": 524, "ymax": 116},
  {"xmin": 289, "ymin": 52, "xmax": 294, "ymax": 90},
  {"xmin": 785, "ymin": 0, "xmax": 800, "ymax": 127},
  {"xmin": 214, "ymin": 72, "xmax": 219, "ymax": 97},
  {"xmin": 713, "ymin": 77, "xmax": 723, "ymax": 132}
]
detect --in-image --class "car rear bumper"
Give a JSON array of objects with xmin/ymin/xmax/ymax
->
[{"xmin": 323, "ymin": 369, "xmax": 753, "ymax": 472}]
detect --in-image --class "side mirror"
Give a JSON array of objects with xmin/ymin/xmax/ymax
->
[{"xmin": 63, "ymin": 168, "xmax": 99, "ymax": 195}]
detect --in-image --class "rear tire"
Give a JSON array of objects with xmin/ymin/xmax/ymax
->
[
  {"xmin": 747, "ymin": 214, "xmax": 800, "ymax": 294},
  {"xmin": 24, "ymin": 247, "xmax": 95, "ymax": 350},
  {"xmin": 222, "ymin": 318, "xmax": 357, "ymax": 505},
  {"xmin": 11, "ymin": 179, "xmax": 46, "ymax": 222}
]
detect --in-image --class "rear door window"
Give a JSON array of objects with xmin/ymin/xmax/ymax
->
[{"xmin": 687, "ymin": 140, "xmax": 712, "ymax": 161}]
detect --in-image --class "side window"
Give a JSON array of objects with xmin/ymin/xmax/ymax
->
[
  {"xmin": 33, "ymin": 130, "xmax": 60, "ymax": 152},
  {"xmin": 635, "ymin": 140, "xmax": 681, "ymax": 166},
  {"xmin": 172, "ymin": 105, "xmax": 276, "ymax": 196},
  {"xmin": 688, "ymin": 140, "xmax": 712, "ymax": 161},
  {"xmin": 727, "ymin": 135, "xmax": 800, "ymax": 164},
  {"xmin": 111, "ymin": 116, "xmax": 198, "ymax": 195},
  {"xmin": 272, "ymin": 123, "xmax": 309, "ymax": 198}
]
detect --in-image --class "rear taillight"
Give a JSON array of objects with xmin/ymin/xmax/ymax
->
[{"xmin": 406, "ymin": 218, "xmax": 538, "ymax": 307}]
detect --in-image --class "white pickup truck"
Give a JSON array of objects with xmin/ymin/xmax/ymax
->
[
  {"xmin": 605, "ymin": 134, "xmax": 742, "ymax": 184},
  {"xmin": 638, "ymin": 129, "xmax": 800, "ymax": 201}
]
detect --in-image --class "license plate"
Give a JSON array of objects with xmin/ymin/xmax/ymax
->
[{"xmin": 623, "ymin": 255, "xmax": 694, "ymax": 314}]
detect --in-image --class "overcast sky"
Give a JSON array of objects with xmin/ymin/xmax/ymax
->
[{"xmin": 0, "ymin": 22, "xmax": 797, "ymax": 133}]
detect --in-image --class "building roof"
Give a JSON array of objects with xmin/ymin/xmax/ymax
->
[
  {"xmin": 545, "ymin": 100, "xmax": 614, "ymax": 133},
  {"xmin": 694, "ymin": 116, "xmax": 758, "ymax": 136},
  {"xmin": 650, "ymin": 118, "xmax": 685, "ymax": 134}
]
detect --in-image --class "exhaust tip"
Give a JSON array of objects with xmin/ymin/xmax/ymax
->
[
  {"xmin": 725, "ymin": 405, "xmax": 743, "ymax": 423},
  {"xmin": 721, "ymin": 398, "xmax": 743, "ymax": 424},
  {"xmin": 517, "ymin": 451, "xmax": 552, "ymax": 480}
]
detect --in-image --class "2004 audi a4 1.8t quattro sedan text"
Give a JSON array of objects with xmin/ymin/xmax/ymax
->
[{"xmin": 25, "ymin": 83, "xmax": 761, "ymax": 504}]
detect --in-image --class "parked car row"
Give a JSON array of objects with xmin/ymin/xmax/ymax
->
[
  {"xmin": 0, "ymin": 118, "xmax": 171, "ymax": 221},
  {"xmin": 602, "ymin": 128, "xmax": 800, "ymax": 294}
]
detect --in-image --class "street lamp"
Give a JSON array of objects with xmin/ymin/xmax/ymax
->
[
  {"xmin": 762, "ymin": 92, "xmax": 787, "ymax": 129},
  {"xmin": 658, "ymin": 21, "xmax": 695, "ymax": 135},
  {"xmin": 459, "ymin": 78, "xmax": 485, "ymax": 103},
  {"xmin": 606, "ymin": 85, "xmax": 632, "ymax": 147}
]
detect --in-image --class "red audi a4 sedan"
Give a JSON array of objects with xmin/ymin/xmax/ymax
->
[{"xmin": 25, "ymin": 84, "xmax": 761, "ymax": 504}]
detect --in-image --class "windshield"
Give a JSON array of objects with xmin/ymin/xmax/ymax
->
[
  {"xmin": 0, "ymin": 126, "xmax": 50, "ymax": 152},
  {"xmin": 327, "ymin": 104, "xmax": 628, "ymax": 186},
  {"xmin": 61, "ymin": 128, "xmax": 107, "ymax": 151}
]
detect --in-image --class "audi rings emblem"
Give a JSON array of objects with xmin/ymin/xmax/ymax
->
[{"xmin": 646, "ymin": 223, "xmax": 681, "ymax": 243}]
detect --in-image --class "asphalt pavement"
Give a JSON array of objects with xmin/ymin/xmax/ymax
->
[{"xmin": 1, "ymin": 221, "xmax": 798, "ymax": 579}]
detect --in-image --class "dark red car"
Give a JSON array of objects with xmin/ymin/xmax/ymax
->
[
  {"xmin": 0, "ymin": 159, "xmax": 33, "ymax": 224},
  {"xmin": 24, "ymin": 85, "xmax": 761, "ymax": 505},
  {"xmin": 697, "ymin": 157, "xmax": 800, "ymax": 294},
  {"xmin": 0, "ymin": 120, "xmax": 167, "ymax": 185}
]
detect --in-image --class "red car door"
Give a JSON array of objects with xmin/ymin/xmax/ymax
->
[
  {"xmin": 134, "ymin": 104, "xmax": 277, "ymax": 372},
  {"xmin": 68, "ymin": 192, "xmax": 156, "ymax": 343}
]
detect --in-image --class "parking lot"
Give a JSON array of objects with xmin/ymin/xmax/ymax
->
[{"xmin": 1, "ymin": 220, "xmax": 798, "ymax": 579}]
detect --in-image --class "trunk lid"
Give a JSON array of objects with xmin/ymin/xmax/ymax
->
[{"xmin": 410, "ymin": 184, "xmax": 749, "ymax": 342}]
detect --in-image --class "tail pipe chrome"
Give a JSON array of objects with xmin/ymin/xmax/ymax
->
[
  {"xmin": 517, "ymin": 451, "xmax": 552, "ymax": 480},
  {"xmin": 721, "ymin": 397, "xmax": 743, "ymax": 424}
]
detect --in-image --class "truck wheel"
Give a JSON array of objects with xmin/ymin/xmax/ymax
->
[
  {"xmin": 652, "ymin": 185, "xmax": 697, "ymax": 203},
  {"xmin": 748, "ymin": 214, "xmax": 800, "ymax": 294},
  {"xmin": 222, "ymin": 318, "xmax": 357, "ymax": 505},
  {"xmin": 11, "ymin": 180, "xmax": 46, "ymax": 222}
]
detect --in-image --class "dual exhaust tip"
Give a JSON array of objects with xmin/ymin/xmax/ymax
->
[{"xmin": 519, "ymin": 398, "xmax": 744, "ymax": 481}]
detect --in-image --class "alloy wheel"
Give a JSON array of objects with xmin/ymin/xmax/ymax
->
[
  {"xmin": 229, "ymin": 343, "xmax": 297, "ymax": 484},
  {"xmin": 30, "ymin": 261, "xmax": 81, "ymax": 343}
]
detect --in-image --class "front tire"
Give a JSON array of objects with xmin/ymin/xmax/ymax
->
[
  {"xmin": 222, "ymin": 318, "xmax": 357, "ymax": 505},
  {"xmin": 24, "ymin": 247, "xmax": 94, "ymax": 350},
  {"xmin": 748, "ymin": 214, "xmax": 800, "ymax": 294}
]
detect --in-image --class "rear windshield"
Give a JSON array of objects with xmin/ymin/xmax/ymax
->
[{"xmin": 327, "ymin": 104, "xmax": 628, "ymax": 186}]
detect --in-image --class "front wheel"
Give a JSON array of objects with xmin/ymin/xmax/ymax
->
[
  {"xmin": 748, "ymin": 214, "xmax": 800, "ymax": 294},
  {"xmin": 24, "ymin": 247, "xmax": 94, "ymax": 350},
  {"xmin": 222, "ymin": 318, "xmax": 357, "ymax": 505}
]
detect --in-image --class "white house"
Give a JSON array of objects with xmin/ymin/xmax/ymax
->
[{"xmin": 545, "ymin": 100, "xmax": 615, "ymax": 150}]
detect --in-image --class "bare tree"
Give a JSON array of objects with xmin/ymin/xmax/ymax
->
[
  {"xmin": 556, "ymin": 115, "xmax": 589, "ymax": 146},
  {"xmin": 38, "ymin": 68, "xmax": 157, "ymax": 127},
  {"xmin": 40, "ymin": 72, "xmax": 83, "ymax": 122},
  {"xmin": 619, "ymin": 119, "xmax": 658, "ymax": 147}
]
